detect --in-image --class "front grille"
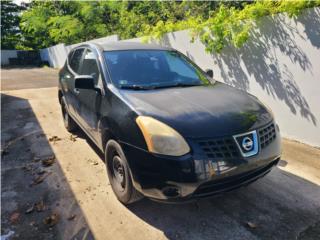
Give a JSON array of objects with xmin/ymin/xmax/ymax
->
[
  {"xmin": 197, "ymin": 137, "xmax": 240, "ymax": 159},
  {"xmin": 258, "ymin": 123, "xmax": 276, "ymax": 149},
  {"xmin": 197, "ymin": 122, "xmax": 276, "ymax": 159}
]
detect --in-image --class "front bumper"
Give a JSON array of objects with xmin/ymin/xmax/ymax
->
[{"xmin": 121, "ymin": 122, "xmax": 281, "ymax": 202}]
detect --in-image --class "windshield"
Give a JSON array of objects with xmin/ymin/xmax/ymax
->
[{"xmin": 103, "ymin": 50, "xmax": 211, "ymax": 89}]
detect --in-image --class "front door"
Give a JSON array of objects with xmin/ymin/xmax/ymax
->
[{"xmin": 76, "ymin": 48, "xmax": 102, "ymax": 141}]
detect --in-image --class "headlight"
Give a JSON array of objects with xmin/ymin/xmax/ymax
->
[{"xmin": 136, "ymin": 116, "xmax": 190, "ymax": 156}]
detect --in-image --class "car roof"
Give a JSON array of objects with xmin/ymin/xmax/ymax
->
[{"xmin": 97, "ymin": 41, "xmax": 174, "ymax": 51}]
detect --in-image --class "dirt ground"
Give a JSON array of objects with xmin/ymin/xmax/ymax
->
[
  {"xmin": 1, "ymin": 68, "xmax": 320, "ymax": 240},
  {"xmin": 1, "ymin": 67, "xmax": 59, "ymax": 91}
]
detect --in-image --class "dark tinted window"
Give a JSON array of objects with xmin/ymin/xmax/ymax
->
[
  {"xmin": 69, "ymin": 48, "xmax": 84, "ymax": 74},
  {"xmin": 104, "ymin": 50, "xmax": 210, "ymax": 89},
  {"xmin": 81, "ymin": 49, "xmax": 100, "ymax": 83}
]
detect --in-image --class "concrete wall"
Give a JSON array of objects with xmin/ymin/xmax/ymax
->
[
  {"xmin": 40, "ymin": 43, "xmax": 67, "ymax": 68},
  {"xmin": 1, "ymin": 50, "xmax": 18, "ymax": 65},
  {"xmin": 122, "ymin": 8, "xmax": 320, "ymax": 146}
]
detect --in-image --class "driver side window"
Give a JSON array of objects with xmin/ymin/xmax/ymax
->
[{"xmin": 81, "ymin": 48, "xmax": 100, "ymax": 84}]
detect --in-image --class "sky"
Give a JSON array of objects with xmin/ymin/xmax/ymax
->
[{"xmin": 13, "ymin": 0, "xmax": 31, "ymax": 6}]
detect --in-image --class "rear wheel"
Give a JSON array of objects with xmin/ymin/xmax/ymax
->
[
  {"xmin": 105, "ymin": 140, "xmax": 143, "ymax": 204},
  {"xmin": 61, "ymin": 97, "xmax": 77, "ymax": 132}
]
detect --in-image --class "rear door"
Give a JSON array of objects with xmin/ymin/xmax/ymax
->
[
  {"xmin": 76, "ymin": 47, "xmax": 102, "ymax": 141},
  {"xmin": 62, "ymin": 48, "xmax": 85, "ymax": 119}
]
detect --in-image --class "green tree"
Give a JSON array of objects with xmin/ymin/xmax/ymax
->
[
  {"xmin": 142, "ymin": 0, "xmax": 320, "ymax": 53},
  {"xmin": 20, "ymin": 1, "xmax": 55, "ymax": 49},
  {"xmin": 16, "ymin": 0, "xmax": 320, "ymax": 51},
  {"xmin": 1, "ymin": 0, "xmax": 24, "ymax": 49},
  {"xmin": 20, "ymin": 1, "xmax": 113, "ymax": 48}
]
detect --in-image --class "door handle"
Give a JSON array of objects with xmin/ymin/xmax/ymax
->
[{"xmin": 74, "ymin": 88, "xmax": 80, "ymax": 95}]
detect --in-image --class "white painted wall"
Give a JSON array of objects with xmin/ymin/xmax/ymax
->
[
  {"xmin": 40, "ymin": 43, "xmax": 68, "ymax": 68},
  {"xmin": 121, "ymin": 8, "xmax": 320, "ymax": 146},
  {"xmin": 1, "ymin": 50, "xmax": 18, "ymax": 65}
]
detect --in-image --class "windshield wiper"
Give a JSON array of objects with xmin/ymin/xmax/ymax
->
[
  {"xmin": 174, "ymin": 82, "xmax": 202, "ymax": 87},
  {"xmin": 119, "ymin": 82, "xmax": 202, "ymax": 90},
  {"xmin": 151, "ymin": 82, "xmax": 202, "ymax": 89},
  {"xmin": 119, "ymin": 84, "xmax": 155, "ymax": 90}
]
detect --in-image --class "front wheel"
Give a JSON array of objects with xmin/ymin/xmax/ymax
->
[{"xmin": 105, "ymin": 140, "xmax": 143, "ymax": 204}]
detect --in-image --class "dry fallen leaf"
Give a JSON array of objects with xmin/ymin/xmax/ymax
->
[
  {"xmin": 67, "ymin": 214, "xmax": 76, "ymax": 221},
  {"xmin": 30, "ymin": 172, "xmax": 51, "ymax": 186},
  {"xmin": 69, "ymin": 135, "xmax": 78, "ymax": 142},
  {"xmin": 42, "ymin": 156, "xmax": 55, "ymax": 167},
  {"xmin": 37, "ymin": 169, "xmax": 47, "ymax": 175},
  {"xmin": 22, "ymin": 164, "xmax": 33, "ymax": 172},
  {"xmin": 31, "ymin": 175, "xmax": 46, "ymax": 186},
  {"xmin": 87, "ymin": 159, "xmax": 99, "ymax": 166},
  {"xmin": 49, "ymin": 136, "xmax": 62, "ymax": 144},
  {"xmin": 10, "ymin": 212, "xmax": 20, "ymax": 224},
  {"xmin": 35, "ymin": 200, "xmax": 46, "ymax": 212},
  {"xmin": 246, "ymin": 221, "xmax": 257, "ymax": 229},
  {"xmin": 44, "ymin": 213, "xmax": 59, "ymax": 227},
  {"xmin": 33, "ymin": 157, "xmax": 41, "ymax": 162},
  {"xmin": 25, "ymin": 205, "xmax": 34, "ymax": 214}
]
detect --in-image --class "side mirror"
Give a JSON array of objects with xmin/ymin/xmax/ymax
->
[
  {"xmin": 205, "ymin": 69, "xmax": 213, "ymax": 78},
  {"xmin": 75, "ymin": 75, "xmax": 95, "ymax": 90}
]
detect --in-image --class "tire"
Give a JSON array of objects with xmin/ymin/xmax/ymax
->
[
  {"xmin": 105, "ymin": 140, "xmax": 143, "ymax": 204},
  {"xmin": 61, "ymin": 96, "xmax": 78, "ymax": 132}
]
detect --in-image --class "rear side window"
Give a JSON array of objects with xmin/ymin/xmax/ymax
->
[
  {"xmin": 81, "ymin": 49, "xmax": 100, "ymax": 83},
  {"xmin": 69, "ymin": 48, "xmax": 84, "ymax": 74}
]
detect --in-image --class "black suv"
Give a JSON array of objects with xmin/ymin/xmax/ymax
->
[{"xmin": 59, "ymin": 42, "xmax": 281, "ymax": 204}]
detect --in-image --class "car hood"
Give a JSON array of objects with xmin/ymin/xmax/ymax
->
[{"xmin": 118, "ymin": 82, "xmax": 273, "ymax": 138}]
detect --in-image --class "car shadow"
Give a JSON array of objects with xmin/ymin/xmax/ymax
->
[
  {"xmin": 126, "ymin": 168, "xmax": 320, "ymax": 240},
  {"xmin": 1, "ymin": 93, "xmax": 94, "ymax": 240}
]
